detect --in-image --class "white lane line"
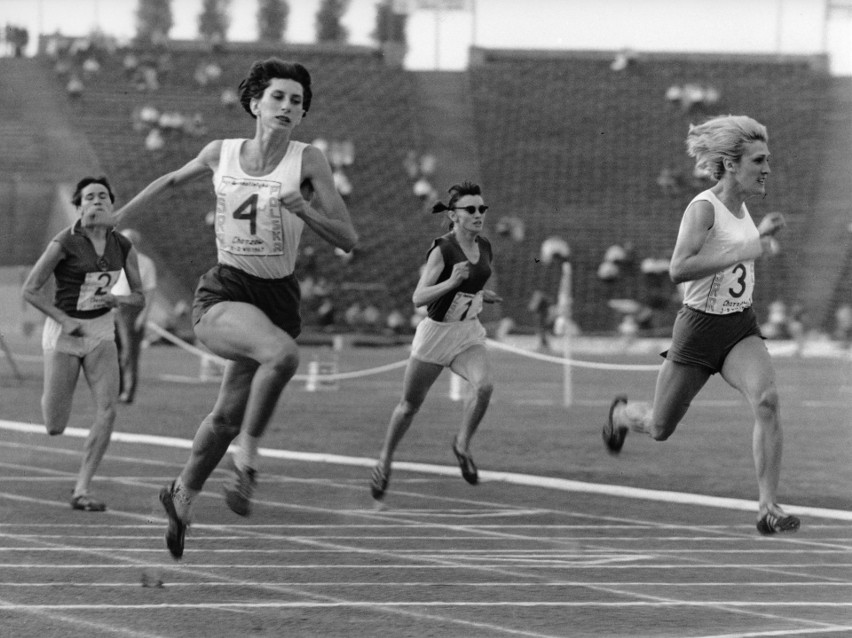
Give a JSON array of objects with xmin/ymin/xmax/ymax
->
[
  {"xmin": 0, "ymin": 581, "xmax": 850, "ymax": 588},
  {"xmin": 0, "ymin": 601, "xmax": 850, "ymax": 610},
  {"xmin": 1, "ymin": 563, "xmax": 851, "ymax": 570},
  {"xmin": 1, "ymin": 419, "xmax": 849, "ymax": 522},
  {"xmin": 1, "ymin": 423, "xmax": 848, "ymax": 635}
]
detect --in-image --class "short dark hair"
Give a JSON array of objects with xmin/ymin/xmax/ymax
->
[
  {"xmin": 71, "ymin": 176, "xmax": 115, "ymax": 207},
  {"xmin": 431, "ymin": 181, "xmax": 483, "ymax": 230},
  {"xmin": 446, "ymin": 181, "xmax": 481, "ymax": 209},
  {"xmin": 238, "ymin": 58, "xmax": 313, "ymax": 118}
]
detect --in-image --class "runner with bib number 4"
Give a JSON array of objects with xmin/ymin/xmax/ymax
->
[{"xmin": 114, "ymin": 58, "xmax": 358, "ymax": 559}]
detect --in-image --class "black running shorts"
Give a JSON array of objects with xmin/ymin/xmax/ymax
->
[
  {"xmin": 662, "ymin": 305, "xmax": 763, "ymax": 374},
  {"xmin": 192, "ymin": 263, "xmax": 301, "ymax": 338}
]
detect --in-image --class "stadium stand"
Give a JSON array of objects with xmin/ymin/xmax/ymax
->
[
  {"xmin": 42, "ymin": 40, "xmax": 429, "ymax": 331},
  {"xmin": 3, "ymin": 40, "xmax": 846, "ymax": 337},
  {"xmin": 468, "ymin": 48, "xmax": 831, "ymax": 332}
]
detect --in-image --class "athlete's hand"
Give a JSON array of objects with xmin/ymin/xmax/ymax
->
[
  {"xmin": 279, "ymin": 191, "xmax": 308, "ymax": 218},
  {"xmin": 62, "ymin": 318, "xmax": 85, "ymax": 337},
  {"xmin": 483, "ymin": 289, "xmax": 503, "ymax": 303},
  {"xmin": 98, "ymin": 292, "xmax": 119, "ymax": 309},
  {"xmin": 758, "ymin": 212, "xmax": 786, "ymax": 238},
  {"xmin": 449, "ymin": 262, "xmax": 470, "ymax": 285}
]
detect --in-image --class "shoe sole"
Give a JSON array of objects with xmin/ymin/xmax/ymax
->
[
  {"xmin": 70, "ymin": 499, "xmax": 106, "ymax": 512},
  {"xmin": 370, "ymin": 465, "xmax": 390, "ymax": 500},
  {"xmin": 603, "ymin": 395, "xmax": 629, "ymax": 455},
  {"xmin": 452, "ymin": 441, "xmax": 479, "ymax": 485},
  {"xmin": 159, "ymin": 483, "xmax": 186, "ymax": 559},
  {"xmin": 223, "ymin": 456, "xmax": 255, "ymax": 517},
  {"xmin": 757, "ymin": 514, "xmax": 801, "ymax": 536}
]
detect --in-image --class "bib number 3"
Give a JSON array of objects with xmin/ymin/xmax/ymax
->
[{"xmin": 728, "ymin": 263, "xmax": 747, "ymax": 298}]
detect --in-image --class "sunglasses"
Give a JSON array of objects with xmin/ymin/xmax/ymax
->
[{"xmin": 452, "ymin": 205, "xmax": 489, "ymax": 214}]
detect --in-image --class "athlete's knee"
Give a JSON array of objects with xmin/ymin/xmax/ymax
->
[
  {"xmin": 261, "ymin": 340, "xmax": 299, "ymax": 377},
  {"xmin": 473, "ymin": 380, "xmax": 493, "ymax": 402},
  {"xmin": 42, "ymin": 402, "xmax": 68, "ymax": 436},
  {"xmin": 397, "ymin": 398, "xmax": 423, "ymax": 418},
  {"xmin": 648, "ymin": 417, "xmax": 677, "ymax": 441},
  {"xmin": 754, "ymin": 387, "xmax": 780, "ymax": 423},
  {"xmin": 44, "ymin": 418, "xmax": 67, "ymax": 436},
  {"xmin": 96, "ymin": 404, "xmax": 117, "ymax": 426},
  {"xmin": 208, "ymin": 412, "xmax": 242, "ymax": 441}
]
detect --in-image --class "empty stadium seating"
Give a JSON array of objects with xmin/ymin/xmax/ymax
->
[
  {"xmin": 469, "ymin": 49, "xmax": 829, "ymax": 331},
  {"xmin": 30, "ymin": 41, "xmax": 835, "ymax": 334}
]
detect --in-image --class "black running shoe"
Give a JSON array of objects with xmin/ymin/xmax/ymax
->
[
  {"xmin": 159, "ymin": 481, "xmax": 187, "ymax": 560},
  {"xmin": 370, "ymin": 463, "xmax": 390, "ymax": 500},
  {"xmin": 223, "ymin": 455, "xmax": 257, "ymax": 517},
  {"xmin": 70, "ymin": 494, "xmax": 106, "ymax": 512},
  {"xmin": 603, "ymin": 395, "xmax": 629, "ymax": 455},
  {"xmin": 452, "ymin": 440, "xmax": 479, "ymax": 485},
  {"xmin": 757, "ymin": 511, "xmax": 801, "ymax": 536}
]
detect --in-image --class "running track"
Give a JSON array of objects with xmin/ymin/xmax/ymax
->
[{"xmin": 0, "ymin": 420, "xmax": 850, "ymax": 638}]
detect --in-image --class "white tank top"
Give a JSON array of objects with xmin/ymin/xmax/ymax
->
[
  {"xmin": 213, "ymin": 139, "xmax": 307, "ymax": 278},
  {"xmin": 680, "ymin": 189, "xmax": 759, "ymax": 314}
]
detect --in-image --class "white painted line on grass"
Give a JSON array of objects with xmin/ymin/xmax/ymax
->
[{"xmin": 1, "ymin": 419, "xmax": 850, "ymax": 522}]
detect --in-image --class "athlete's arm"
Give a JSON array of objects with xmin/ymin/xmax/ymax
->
[
  {"xmin": 280, "ymin": 145, "xmax": 358, "ymax": 252},
  {"xmin": 483, "ymin": 289, "xmax": 503, "ymax": 303},
  {"xmin": 22, "ymin": 242, "xmax": 83, "ymax": 335},
  {"xmin": 669, "ymin": 200, "xmax": 762, "ymax": 284},
  {"xmin": 412, "ymin": 248, "xmax": 469, "ymax": 308},
  {"xmin": 117, "ymin": 248, "xmax": 146, "ymax": 309},
  {"xmin": 113, "ymin": 140, "xmax": 222, "ymax": 225}
]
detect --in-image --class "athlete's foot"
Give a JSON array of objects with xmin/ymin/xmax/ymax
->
[
  {"xmin": 452, "ymin": 439, "xmax": 478, "ymax": 485},
  {"xmin": 370, "ymin": 462, "xmax": 391, "ymax": 500},
  {"xmin": 159, "ymin": 481, "xmax": 188, "ymax": 559},
  {"xmin": 602, "ymin": 395, "xmax": 629, "ymax": 455},
  {"xmin": 756, "ymin": 506, "xmax": 801, "ymax": 536},
  {"xmin": 223, "ymin": 454, "xmax": 257, "ymax": 516}
]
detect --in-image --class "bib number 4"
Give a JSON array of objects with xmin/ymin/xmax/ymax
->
[{"xmin": 233, "ymin": 193, "xmax": 258, "ymax": 235}]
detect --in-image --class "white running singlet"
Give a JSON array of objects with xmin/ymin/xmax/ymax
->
[
  {"xmin": 680, "ymin": 189, "xmax": 760, "ymax": 314},
  {"xmin": 213, "ymin": 139, "xmax": 307, "ymax": 278}
]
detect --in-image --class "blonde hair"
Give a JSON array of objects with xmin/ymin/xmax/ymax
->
[{"xmin": 686, "ymin": 115, "xmax": 768, "ymax": 181}]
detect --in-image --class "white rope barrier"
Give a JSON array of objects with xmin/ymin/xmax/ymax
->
[
  {"xmin": 485, "ymin": 338, "xmax": 661, "ymax": 371},
  {"xmin": 146, "ymin": 321, "xmax": 407, "ymax": 382},
  {"xmin": 146, "ymin": 322, "xmax": 228, "ymax": 366},
  {"xmin": 145, "ymin": 321, "xmax": 658, "ymax": 398}
]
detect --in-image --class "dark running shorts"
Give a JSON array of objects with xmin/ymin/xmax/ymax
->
[
  {"xmin": 192, "ymin": 263, "xmax": 302, "ymax": 338},
  {"xmin": 662, "ymin": 305, "xmax": 763, "ymax": 374}
]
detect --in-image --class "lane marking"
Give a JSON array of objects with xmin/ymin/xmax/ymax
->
[{"xmin": 1, "ymin": 419, "xmax": 849, "ymax": 521}]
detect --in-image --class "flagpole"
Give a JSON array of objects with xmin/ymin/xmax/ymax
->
[
  {"xmin": 434, "ymin": 6, "xmax": 441, "ymax": 69},
  {"xmin": 471, "ymin": 0, "xmax": 477, "ymax": 47}
]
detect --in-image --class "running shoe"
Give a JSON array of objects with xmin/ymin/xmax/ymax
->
[
  {"xmin": 223, "ymin": 454, "xmax": 257, "ymax": 517},
  {"xmin": 452, "ymin": 440, "xmax": 479, "ymax": 485},
  {"xmin": 159, "ymin": 481, "xmax": 187, "ymax": 560},
  {"xmin": 602, "ymin": 395, "xmax": 629, "ymax": 455},
  {"xmin": 756, "ymin": 511, "xmax": 801, "ymax": 536},
  {"xmin": 370, "ymin": 463, "xmax": 390, "ymax": 500},
  {"xmin": 70, "ymin": 494, "xmax": 106, "ymax": 512}
]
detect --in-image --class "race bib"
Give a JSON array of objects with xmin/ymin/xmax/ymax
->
[
  {"xmin": 216, "ymin": 177, "xmax": 284, "ymax": 256},
  {"xmin": 444, "ymin": 291, "xmax": 483, "ymax": 322},
  {"xmin": 77, "ymin": 271, "xmax": 119, "ymax": 311}
]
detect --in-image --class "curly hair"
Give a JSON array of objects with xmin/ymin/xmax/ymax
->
[{"xmin": 238, "ymin": 58, "xmax": 313, "ymax": 119}]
